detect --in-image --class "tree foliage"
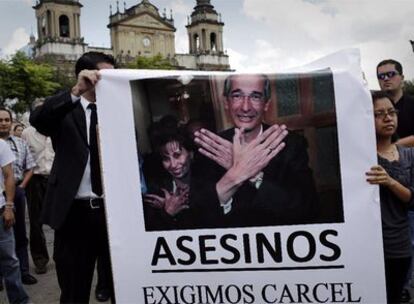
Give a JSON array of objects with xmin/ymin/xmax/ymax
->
[
  {"xmin": 126, "ymin": 54, "xmax": 175, "ymax": 70},
  {"xmin": 404, "ymin": 80, "xmax": 414, "ymax": 96},
  {"xmin": 0, "ymin": 52, "xmax": 60, "ymax": 113}
]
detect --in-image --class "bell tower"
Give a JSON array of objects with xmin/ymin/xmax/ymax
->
[
  {"xmin": 186, "ymin": 0, "xmax": 224, "ymax": 55},
  {"xmin": 33, "ymin": 0, "xmax": 87, "ymax": 60},
  {"xmin": 176, "ymin": 0, "xmax": 229, "ymax": 70}
]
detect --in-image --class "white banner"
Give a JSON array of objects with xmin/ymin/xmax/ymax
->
[{"xmin": 96, "ymin": 49, "xmax": 386, "ymax": 303}]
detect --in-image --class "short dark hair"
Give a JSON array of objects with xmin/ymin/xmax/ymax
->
[
  {"xmin": 376, "ymin": 59, "xmax": 403, "ymax": 75},
  {"xmin": 75, "ymin": 52, "xmax": 116, "ymax": 77},
  {"xmin": 13, "ymin": 124, "xmax": 23, "ymax": 132},
  {"xmin": 223, "ymin": 74, "xmax": 271, "ymax": 101},
  {"xmin": 371, "ymin": 90, "xmax": 394, "ymax": 105},
  {"xmin": 0, "ymin": 107, "xmax": 13, "ymax": 120}
]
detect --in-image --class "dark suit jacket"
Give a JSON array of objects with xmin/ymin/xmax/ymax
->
[
  {"xmin": 30, "ymin": 90, "xmax": 89, "ymax": 230},
  {"xmin": 191, "ymin": 125, "xmax": 319, "ymax": 228}
]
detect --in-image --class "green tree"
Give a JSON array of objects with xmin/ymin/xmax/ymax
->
[
  {"xmin": 126, "ymin": 54, "xmax": 175, "ymax": 70},
  {"xmin": 0, "ymin": 52, "xmax": 60, "ymax": 113},
  {"xmin": 404, "ymin": 80, "xmax": 414, "ymax": 96}
]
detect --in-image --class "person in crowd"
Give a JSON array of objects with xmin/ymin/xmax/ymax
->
[
  {"xmin": 378, "ymin": 59, "xmax": 414, "ymax": 302},
  {"xmin": 21, "ymin": 98, "xmax": 54, "ymax": 275},
  {"xmin": 377, "ymin": 59, "xmax": 414, "ymax": 147},
  {"xmin": 0, "ymin": 138, "xmax": 30, "ymax": 303},
  {"xmin": 143, "ymin": 123, "xmax": 195, "ymax": 230},
  {"xmin": 0, "ymin": 108, "xmax": 37, "ymax": 286},
  {"xmin": 29, "ymin": 52, "xmax": 115, "ymax": 303},
  {"xmin": 13, "ymin": 125, "xmax": 24, "ymax": 138},
  {"xmin": 366, "ymin": 91, "xmax": 414, "ymax": 304},
  {"xmin": 192, "ymin": 74, "xmax": 318, "ymax": 228}
]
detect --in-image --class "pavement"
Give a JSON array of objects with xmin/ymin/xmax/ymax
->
[{"xmin": 0, "ymin": 220, "xmax": 110, "ymax": 304}]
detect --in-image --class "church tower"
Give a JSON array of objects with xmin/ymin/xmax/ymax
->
[
  {"xmin": 186, "ymin": 0, "xmax": 224, "ymax": 55},
  {"xmin": 175, "ymin": 0, "xmax": 229, "ymax": 70},
  {"xmin": 33, "ymin": 0, "xmax": 87, "ymax": 60}
]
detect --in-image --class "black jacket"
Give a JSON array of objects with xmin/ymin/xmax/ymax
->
[
  {"xmin": 30, "ymin": 90, "xmax": 90, "ymax": 229},
  {"xmin": 191, "ymin": 125, "xmax": 319, "ymax": 228}
]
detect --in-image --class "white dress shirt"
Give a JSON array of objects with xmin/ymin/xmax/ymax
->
[{"xmin": 72, "ymin": 95, "xmax": 101, "ymax": 199}]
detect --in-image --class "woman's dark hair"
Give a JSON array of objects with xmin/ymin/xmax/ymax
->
[
  {"xmin": 150, "ymin": 116, "xmax": 193, "ymax": 155},
  {"xmin": 371, "ymin": 90, "xmax": 399, "ymax": 142},
  {"xmin": 371, "ymin": 90, "xmax": 395, "ymax": 106}
]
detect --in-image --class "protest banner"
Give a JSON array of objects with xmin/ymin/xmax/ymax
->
[{"xmin": 96, "ymin": 49, "xmax": 386, "ymax": 303}]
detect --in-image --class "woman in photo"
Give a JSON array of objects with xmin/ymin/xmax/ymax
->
[
  {"xmin": 143, "ymin": 123, "xmax": 195, "ymax": 230},
  {"xmin": 366, "ymin": 91, "xmax": 414, "ymax": 304}
]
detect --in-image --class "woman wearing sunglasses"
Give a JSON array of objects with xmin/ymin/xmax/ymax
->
[{"xmin": 366, "ymin": 91, "xmax": 414, "ymax": 303}]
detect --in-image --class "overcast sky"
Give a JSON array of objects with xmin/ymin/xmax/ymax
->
[{"xmin": 0, "ymin": 0, "xmax": 413, "ymax": 89}]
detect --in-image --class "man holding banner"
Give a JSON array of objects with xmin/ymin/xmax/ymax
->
[
  {"xmin": 30, "ymin": 52, "xmax": 115, "ymax": 303},
  {"xmin": 193, "ymin": 74, "xmax": 318, "ymax": 228}
]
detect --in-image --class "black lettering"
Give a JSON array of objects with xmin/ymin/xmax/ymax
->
[
  {"xmin": 313, "ymin": 283, "xmax": 329, "ymax": 303},
  {"xmin": 177, "ymin": 236, "xmax": 196, "ymax": 265},
  {"xmin": 156, "ymin": 286, "xmax": 173, "ymax": 304},
  {"xmin": 225, "ymin": 285, "xmax": 242, "ymax": 304},
  {"xmin": 196, "ymin": 285, "xmax": 205, "ymax": 304},
  {"xmin": 345, "ymin": 282, "xmax": 362, "ymax": 303},
  {"xmin": 257, "ymin": 233, "xmax": 282, "ymax": 263},
  {"xmin": 172, "ymin": 285, "xmax": 179, "ymax": 304},
  {"xmin": 242, "ymin": 284, "xmax": 255, "ymax": 304},
  {"xmin": 287, "ymin": 231, "xmax": 316, "ymax": 262},
  {"xmin": 319, "ymin": 230, "xmax": 341, "ymax": 261},
  {"xmin": 243, "ymin": 233, "xmax": 252, "ymax": 263},
  {"xmin": 143, "ymin": 287, "xmax": 156, "ymax": 304},
  {"xmin": 296, "ymin": 284, "xmax": 311, "ymax": 303},
  {"xmin": 330, "ymin": 283, "xmax": 345, "ymax": 303},
  {"xmin": 180, "ymin": 285, "xmax": 196, "ymax": 304},
  {"xmin": 199, "ymin": 235, "xmax": 219, "ymax": 264},
  {"xmin": 151, "ymin": 237, "xmax": 177, "ymax": 266},
  {"xmin": 279, "ymin": 284, "xmax": 295, "ymax": 303},
  {"xmin": 262, "ymin": 284, "xmax": 277, "ymax": 303},
  {"xmin": 220, "ymin": 234, "xmax": 240, "ymax": 264},
  {"xmin": 205, "ymin": 285, "xmax": 224, "ymax": 303}
]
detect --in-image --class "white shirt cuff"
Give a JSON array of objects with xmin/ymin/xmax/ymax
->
[{"xmin": 71, "ymin": 93, "xmax": 81, "ymax": 103}]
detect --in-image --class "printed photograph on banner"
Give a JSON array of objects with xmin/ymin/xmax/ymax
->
[{"xmin": 130, "ymin": 71, "xmax": 344, "ymax": 231}]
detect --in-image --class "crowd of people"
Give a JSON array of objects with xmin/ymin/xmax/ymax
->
[{"xmin": 0, "ymin": 51, "xmax": 412, "ymax": 304}]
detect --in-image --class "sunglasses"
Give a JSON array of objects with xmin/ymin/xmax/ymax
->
[{"xmin": 377, "ymin": 71, "xmax": 399, "ymax": 80}]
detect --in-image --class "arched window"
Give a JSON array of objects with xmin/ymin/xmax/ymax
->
[
  {"xmin": 194, "ymin": 34, "xmax": 200, "ymax": 52},
  {"xmin": 46, "ymin": 10, "xmax": 52, "ymax": 36},
  {"xmin": 210, "ymin": 32, "xmax": 217, "ymax": 52},
  {"xmin": 59, "ymin": 15, "xmax": 70, "ymax": 37}
]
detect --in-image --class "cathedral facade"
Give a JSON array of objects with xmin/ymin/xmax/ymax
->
[{"xmin": 32, "ymin": 0, "xmax": 230, "ymax": 71}]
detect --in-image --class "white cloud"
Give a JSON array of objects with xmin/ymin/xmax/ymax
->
[
  {"xmin": 170, "ymin": 0, "xmax": 192, "ymax": 16},
  {"xmin": 240, "ymin": 0, "xmax": 414, "ymax": 87},
  {"xmin": 175, "ymin": 29, "xmax": 189, "ymax": 53},
  {"xmin": 3, "ymin": 28, "xmax": 29, "ymax": 56},
  {"xmin": 229, "ymin": 39, "xmax": 326, "ymax": 73},
  {"xmin": 227, "ymin": 48, "xmax": 248, "ymax": 71}
]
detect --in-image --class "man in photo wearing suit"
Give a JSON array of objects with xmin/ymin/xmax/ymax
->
[
  {"xmin": 30, "ymin": 52, "xmax": 114, "ymax": 303},
  {"xmin": 193, "ymin": 74, "xmax": 318, "ymax": 227}
]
